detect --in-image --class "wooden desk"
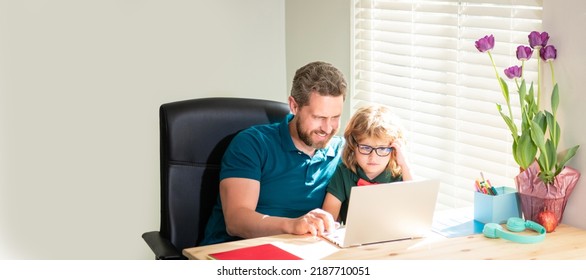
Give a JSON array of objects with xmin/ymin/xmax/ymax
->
[{"xmin": 183, "ymin": 224, "xmax": 586, "ymax": 260}]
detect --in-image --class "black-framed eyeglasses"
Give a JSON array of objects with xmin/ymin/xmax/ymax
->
[{"xmin": 352, "ymin": 135, "xmax": 393, "ymax": 157}]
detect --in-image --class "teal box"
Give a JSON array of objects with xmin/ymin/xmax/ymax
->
[{"xmin": 474, "ymin": 187, "xmax": 521, "ymax": 224}]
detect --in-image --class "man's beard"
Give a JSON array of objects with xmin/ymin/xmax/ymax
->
[{"xmin": 296, "ymin": 120, "xmax": 335, "ymax": 149}]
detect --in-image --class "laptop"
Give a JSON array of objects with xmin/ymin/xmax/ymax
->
[{"xmin": 323, "ymin": 179, "xmax": 440, "ymax": 248}]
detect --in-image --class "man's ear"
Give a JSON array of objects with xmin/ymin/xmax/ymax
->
[{"xmin": 288, "ymin": 96, "xmax": 299, "ymax": 114}]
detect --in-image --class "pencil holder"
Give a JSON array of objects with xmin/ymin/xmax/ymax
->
[{"xmin": 474, "ymin": 187, "xmax": 521, "ymax": 224}]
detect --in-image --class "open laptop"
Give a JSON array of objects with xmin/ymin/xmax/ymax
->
[{"xmin": 323, "ymin": 179, "xmax": 440, "ymax": 248}]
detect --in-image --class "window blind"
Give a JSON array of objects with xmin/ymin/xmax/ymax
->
[{"xmin": 352, "ymin": 0, "xmax": 543, "ymax": 210}]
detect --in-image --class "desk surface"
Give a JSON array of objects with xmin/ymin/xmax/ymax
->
[{"xmin": 183, "ymin": 224, "xmax": 586, "ymax": 260}]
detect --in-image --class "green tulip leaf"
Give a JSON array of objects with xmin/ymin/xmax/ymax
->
[
  {"xmin": 526, "ymin": 82, "xmax": 535, "ymax": 103},
  {"xmin": 518, "ymin": 80, "xmax": 526, "ymax": 107},
  {"xmin": 516, "ymin": 132, "xmax": 537, "ymax": 169},
  {"xmin": 512, "ymin": 141, "xmax": 521, "ymax": 166},
  {"xmin": 545, "ymin": 139, "xmax": 556, "ymax": 171},
  {"xmin": 536, "ymin": 153, "xmax": 549, "ymax": 177},
  {"xmin": 545, "ymin": 111, "xmax": 560, "ymax": 148},
  {"xmin": 551, "ymin": 84, "xmax": 559, "ymax": 115},
  {"xmin": 533, "ymin": 111, "xmax": 547, "ymax": 132},
  {"xmin": 499, "ymin": 77, "xmax": 510, "ymax": 103},
  {"xmin": 530, "ymin": 120, "xmax": 547, "ymax": 156},
  {"xmin": 525, "ymin": 83, "xmax": 538, "ymax": 115},
  {"xmin": 499, "ymin": 111, "xmax": 518, "ymax": 139},
  {"xmin": 557, "ymin": 145, "xmax": 580, "ymax": 173}
]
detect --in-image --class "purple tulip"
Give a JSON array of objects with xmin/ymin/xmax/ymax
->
[
  {"xmin": 516, "ymin": 46, "xmax": 533, "ymax": 61},
  {"xmin": 540, "ymin": 45, "xmax": 557, "ymax": 61},
  {"xmin": 475, "ymin": 35, "xmax": 494, "ymax": 52},
  {"xmin": 528, "ymin": 31, "xmax": 549, "ymax": 48},
  {"xmin": 504, "ymin": 66, "xmax": 522, "ymax": 79}
]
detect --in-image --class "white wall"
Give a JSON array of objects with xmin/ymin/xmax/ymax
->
[
  {"xmin": 285, "ymin": 0, "xmax": 352, "ymax": 126},
  {"xmin": 0, "ymin": 0, "xmax": 286, "ymax": 259},
  {"xmin": 543, "ymin": 0, "xmax": 586, "ymax": 229}
]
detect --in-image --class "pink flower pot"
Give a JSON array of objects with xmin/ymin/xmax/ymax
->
[{"xmin": 515, "ymin": 161, "xmax": 581, "ymax": 230}]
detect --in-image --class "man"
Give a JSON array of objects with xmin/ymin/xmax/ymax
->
[{"xmin": 200, "ymin": 61, "xmax": 347, "ymax": 245}]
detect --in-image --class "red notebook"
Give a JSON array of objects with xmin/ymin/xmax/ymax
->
[{"xmin": 208, "ymin": 243, "xmax": 302, "ymax": 260}]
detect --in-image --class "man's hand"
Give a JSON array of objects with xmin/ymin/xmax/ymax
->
[{"xmin": 290, "ymin": 208, "xmax": 336, "ymax": 237}]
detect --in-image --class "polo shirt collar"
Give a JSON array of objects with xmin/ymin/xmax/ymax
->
[{"xmin": 280, "ymin": 114, "xmax": 298, "ymax": 152}]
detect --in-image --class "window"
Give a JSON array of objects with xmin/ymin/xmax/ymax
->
[{"xmin": 352, "ymin": 0, "xmax": 543, "ymax": 210}]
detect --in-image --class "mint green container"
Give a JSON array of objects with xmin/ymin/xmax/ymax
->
[{"xmin": 474, "ymin": 187, "xmax": 521, "ymax": 224}]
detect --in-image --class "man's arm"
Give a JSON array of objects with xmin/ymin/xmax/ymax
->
[{"xmin": 220, "ymin": 177, "xmax": 336, "ymax": 239}]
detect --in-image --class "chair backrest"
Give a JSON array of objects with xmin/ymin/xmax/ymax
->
[{"xmin": 158, "ymin": 97, "xmax": 290, "ymax": 251}]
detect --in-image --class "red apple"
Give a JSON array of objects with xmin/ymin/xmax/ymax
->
[{"xmin": 536, "ymin": 209, "xmax": 558, "ymax": 233}]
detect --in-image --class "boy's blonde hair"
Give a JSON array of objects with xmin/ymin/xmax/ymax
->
[{"xmin": 342, "ymin": 105, "xmax": 406, "ymax": 177}]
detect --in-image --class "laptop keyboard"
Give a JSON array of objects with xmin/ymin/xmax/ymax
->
[{"xmin": 323, "ymin": 227, "xmax": 347, "ymax": 246}]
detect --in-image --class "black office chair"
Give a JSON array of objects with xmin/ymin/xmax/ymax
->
[{"xmin": 142, "ymin": 97, "xmax": 290, "ymax": 260}]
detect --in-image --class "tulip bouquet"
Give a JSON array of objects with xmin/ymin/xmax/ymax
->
[{"xmin": 475, "ymin": 31, "xmax": 579, "ymax": 184}]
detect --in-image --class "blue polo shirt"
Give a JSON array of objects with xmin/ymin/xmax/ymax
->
[{"xmin": 200, "ymin": 114, "xmax": 344, "ymax": 245}]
